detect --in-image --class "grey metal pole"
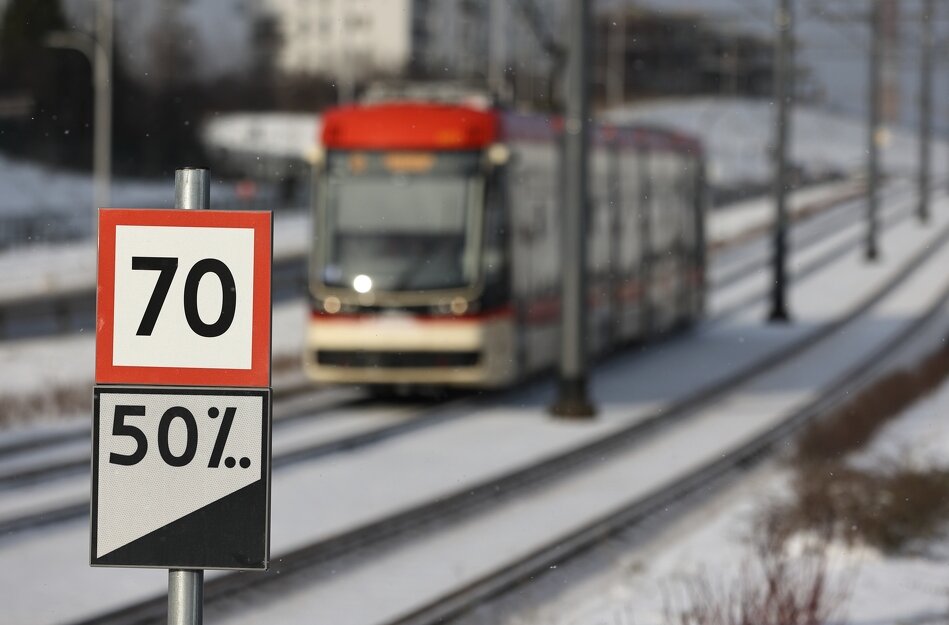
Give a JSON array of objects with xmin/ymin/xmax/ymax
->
[
  {"xmin": 488, "ymin": 0, "xmax": 511, "ymax": 102},
  {"xmin": 175, "ymin": 169, "xmax": 210, "ymax": 211},
  {"xmin": 607, "ymin": 8, "xmax": 626, "ymax": 106},
  {"xmin": 168, "ymin": 167, "xmax": 209, "ymax": 625},
  {"xmin": 769, "ymin": 0, "xmax": 793, "ymax": 323},
  {"xmin": 550, "ymin": 0, "xmax": 595, "ymax": 418},
  {"xmin": 866, "ymin": 0, "xmax": 882, "ymax": 262},
  {"xmin": 918, "ymin": 0, "xmax": 934, "ymax": 224},
  {"xmin": 168, "ymin": 570, "xmax": 203, "ymax": 625},
  {"xmin": 93, "ymin": 0, "xmax": 112, "ymax": 235}
]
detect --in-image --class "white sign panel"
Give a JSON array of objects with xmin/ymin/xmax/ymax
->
[
  {"xmin": 112, "ymin": 225, "xmax": 255, "ymax": 370},
  {"xmin": 91, "ymin": 386, "xmax": 270, "ymax": 570}
]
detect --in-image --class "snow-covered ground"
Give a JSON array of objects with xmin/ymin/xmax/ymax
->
[
  {"xmin": 604, "ymin": 98, "xmax": 947, "ymax": 190},
  {"xmin": 457, "ymin": 274, "xmax": 949, "ymax": 625},
  {"xmin": 0, "ymin": 152, "xmax": 262, "ymax": 219},
  {"xmin": 485, "ymin": 394, "xmax": 949, "ymax": 625},
  {"xmin": 0, "ymin": 182, "xmax": 942, "ymax": 624}
]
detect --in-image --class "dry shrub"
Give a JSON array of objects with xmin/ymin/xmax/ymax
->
[
  {"xmin": 767, "ymin": 462, "xmax": 949, "ymax": 554},
  {"xmin": 781, "ymin": 337, "xmax": 949, "ymax": 552},
  {"xmin": 797, "ymin": 343, "xmax": 949, "ymax": 462},
  {"xmin": 664, "ymin": 524, "xmax": 847, "ymax": 625}
]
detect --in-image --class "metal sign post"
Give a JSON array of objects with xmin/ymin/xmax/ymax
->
[
  {"xmin": 169, "ymin": 167, "xmax": 208, "ymax": 625},
  {"xmin": 91, "ymin": 169, "xmax": 273, "ymax": 625}
]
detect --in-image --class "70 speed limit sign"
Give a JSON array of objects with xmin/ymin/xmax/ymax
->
[{"xmin": 96, "ymin": 209, "xmax": 271, "ymax": 388}]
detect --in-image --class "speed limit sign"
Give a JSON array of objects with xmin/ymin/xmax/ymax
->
[{"xmin": 96, "ymin": 209, "xmax": 272, "ymax": 388}]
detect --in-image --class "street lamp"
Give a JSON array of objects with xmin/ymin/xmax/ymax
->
[{"xmin": 44, "ymin": 0, "xmax": 112, "ymax": 239}]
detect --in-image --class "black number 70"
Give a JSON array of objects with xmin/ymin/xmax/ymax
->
[{"xmin": 132, "ymin": 256, "xmax": 237, "ymax": 338}]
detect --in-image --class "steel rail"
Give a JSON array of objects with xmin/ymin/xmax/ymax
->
[
  {"xmin": 64, "ymin": 200, "xmax": 949, "ymax": 625},
  {"xmin": 711, "ymin": 184, "xmax": 911, "ymax": 290},
  {"xmin": 388, "ymin": 259, "xmax": 949, "ymax": 625},
  {"xmin": 2, "ymin": 185, "xmax": 936, "ymax": 548},
  {"xmin": 0, "ymin": 372, "xmax": 327, "ymax": 469},
  {"xmin": 0, "ymin": 188, "xmax": 914, "ymax": 525},
  {"xmin": 0, "ymin": 393, "xmax": 474, "ymax": 537},
  {"xmin": 711, "ymin": 193, "xmax": 918, "ymax": 321}
]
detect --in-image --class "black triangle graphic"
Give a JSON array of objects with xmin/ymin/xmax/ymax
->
[{"xmin": 94, "ymin": 479, "xmax": 268, "ymax": 570}]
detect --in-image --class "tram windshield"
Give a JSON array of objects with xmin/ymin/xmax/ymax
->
[{"xmin": 319, "ymin": 151, "xmax": 483, "ymax": 293}]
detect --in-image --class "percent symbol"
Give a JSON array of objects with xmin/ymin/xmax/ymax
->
[{"xmin": 208, "ymin": 407, "xmax": 250, "ymax": 469}]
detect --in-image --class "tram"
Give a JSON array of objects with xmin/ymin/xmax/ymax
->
[{"xmin": 304, "ymin": 98, "xmax": 705, "ymax": 389}]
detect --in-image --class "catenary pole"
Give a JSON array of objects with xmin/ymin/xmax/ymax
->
[
  {"xmin": 168, "ymin": 167, "xmax": 210, "ymax": 625},
  {"xmin": 918, "ymin": 0, "xmax": 934, "ymax": 224},
  {"xmin": 866, "ymin": 0, "xmax": 882, "ymax": 261},
  {"xmin": 769, "ymin": 0, "xmax": 793, "ymax": 323},
  {"xmin": 550, "ymin": 0, "xmax": 595, "ymax": 418},
  {"xmin": 93, "ymin": 0, "xmax": 112, "ymax": 236},
  {"xmin": 607, "ymin": 5, "xmax": 626, "ymax": 106}
]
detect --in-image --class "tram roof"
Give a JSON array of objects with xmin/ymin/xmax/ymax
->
[{"xmin": 321, "ymin": 103, "xmax": 702, "ymax": 156}]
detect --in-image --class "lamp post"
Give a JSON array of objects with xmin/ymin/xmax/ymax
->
[
  {"xmin": 45, "ymin": 0, "xmax": 112, "ymax": 239},
  {"xmin": 769, "ymin": 0, "xmax": 793, "ymax": 323},
  {"xmin": 550, "ymin": 0, "xmax": 595, "ymax": 419}
]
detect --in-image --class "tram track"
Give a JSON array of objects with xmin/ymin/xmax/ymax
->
[
  {"xmin": 0, "ymin": 391, "xmax": 473, "ymax": 536},
  {"xmin": 0, "ymin": 373, "xmax": 342, "ymax": 473},
  {"xmin": 710, "ymin": 182, "xmax": 911, "ymax": 291},
  {"xmin": 0, "ymin": 187, "xmax": 924, "ymax": 542},
  {"xmin": 390, "ymin": 256, "xmax": 949, "ymax": 625},
  {"xmin": 64, "ymin": 195, "xmax": 949, "ymax": 625},
  {"xmin": 711, "ymin": 189, "xmax": 918, "ymax": 321}
]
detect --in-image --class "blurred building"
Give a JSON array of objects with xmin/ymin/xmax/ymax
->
[
  {"xmin": 261, "ymin": 0, "xmax": 419, "ymax": 80},
  {"xmin": 259, "ymin": 0, "xmax": 565, "ymax": 104},
  {"xmin": 594, "ymin": 7, "xmax": 776, "ymax": 105}
]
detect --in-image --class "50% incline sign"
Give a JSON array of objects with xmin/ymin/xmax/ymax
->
[{"xmin": 92, "ymin": 208, "xmax": 272, "ymax": 570}]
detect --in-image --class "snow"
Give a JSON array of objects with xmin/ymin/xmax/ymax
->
[
  {"xmin": 707, "ymin": 177, "xmax": 864, "ymax": 246},
  {"xmin": 0, "ymin": 187, "xmax": 943, "ymax": 624},
  {"xmin": 480, "ymin": 467, "xmax": 949, "ymax": 625},
  {"xmin": 604, "ymin": 98, "xmax": 949, "ymax": 189},
  {"xmin": 206, "ymin": 191, "xmax": 949, "ymax": 625},
  {"xmin": 0, "ymin": 151, "xmax": 261, "ymax": 221},
  {"xmin": 454, "ymin": 245, "xmax": 949, "ymax": 625},
  {"xmin": 0, "ymin": 105, "xmax": 943, "ymax": 622},
  {"xmin": 202, "ymin": 113, "xmax": 320, "ymax": 161}
]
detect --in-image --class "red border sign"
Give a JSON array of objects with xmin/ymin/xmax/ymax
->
[{"xmin": 96, "ymin": 209, "xmax": 272, "ymax": 388}]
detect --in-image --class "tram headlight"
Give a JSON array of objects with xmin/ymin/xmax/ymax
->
[
  {"xmin": 353, "ymin": 274, "xmax": 373, "ymax": 293},
  {"xmin": 450, "ymin": 297, "xmax": 469, "ymax": 316},
  {"xmin": 323, "ymin": 296, "xmax": 341, "ymax": 314},
  {"xmin": 486, "ymin": 143, "xmax": 510, "ymax": 167}
]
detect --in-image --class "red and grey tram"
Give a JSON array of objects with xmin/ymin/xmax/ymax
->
[{"xmin": 304, "ymin": 101, "xmax": 705, "ymax": 389}]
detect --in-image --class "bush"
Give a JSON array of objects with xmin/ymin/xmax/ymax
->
[
  {"xmin": 664, "ymin": 524, "xmax": 847, "ymax": 625},
  {"xmin": 766, "ymin": 462, "xmax": 949, "ymax": 554}
]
